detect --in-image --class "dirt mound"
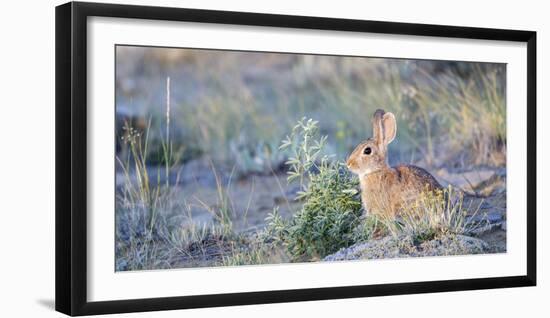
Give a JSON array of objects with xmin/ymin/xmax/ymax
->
[{"xmin": 323, "ymin": 234, "xmax": 490, "ymax": 261}]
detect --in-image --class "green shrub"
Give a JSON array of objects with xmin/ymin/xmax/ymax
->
[
  {"xmin": 270, "ymin": 118, "xmax": 363, "ymax": 260},
  {"xmin": 285, "ymin": 162, "xmax": 362, "ymax": 260}
]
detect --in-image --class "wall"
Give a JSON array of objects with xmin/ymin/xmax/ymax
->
[{"xmin": 0, "ymin": 0, "xmax": 546, "ymax": 316}]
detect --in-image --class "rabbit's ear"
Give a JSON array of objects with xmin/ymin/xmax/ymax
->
[
  {"xmin": 372, "ymin": 109, "xmax": 385, "ymax": 146},
  {"xmin": 382, "ymin": 112, "xmax": 397, "ymax": 145}
]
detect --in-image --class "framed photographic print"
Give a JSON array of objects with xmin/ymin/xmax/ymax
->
[{"xmin": 55, "ymin": 1, "xmax": 536, "ymax": 316}]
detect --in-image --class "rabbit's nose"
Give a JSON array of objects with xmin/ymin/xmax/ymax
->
[{"xmin": 346, "ymin": 158, "xmax": 352, "ymax": 168}]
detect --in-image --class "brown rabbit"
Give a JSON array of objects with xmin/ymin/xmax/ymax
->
[{"xmin": 346, "ymin": 109, "xmax": 442, "ymax": 218}]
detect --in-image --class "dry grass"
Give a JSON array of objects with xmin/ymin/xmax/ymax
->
[{"xmin": 377, "ymin": 186, "xmax": 487, "ymax": 243}]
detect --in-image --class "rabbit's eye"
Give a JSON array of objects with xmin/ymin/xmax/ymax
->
[{"xmin": 363, "ymin": 147, "xmax": 372, "ymax": 155}]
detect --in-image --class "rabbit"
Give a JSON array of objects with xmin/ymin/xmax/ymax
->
[{"xmin": 346, "ymin": 109, "xmax": 442, "ymax": 218}]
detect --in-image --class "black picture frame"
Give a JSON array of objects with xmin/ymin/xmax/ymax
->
[{"xmin": 55, "ymin": 1, "xmax": 537, "ymax": 316}]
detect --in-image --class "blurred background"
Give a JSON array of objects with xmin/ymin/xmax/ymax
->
[{"xmin": 116, "ymin": 46, "xmax": 506, "ymax": 173}]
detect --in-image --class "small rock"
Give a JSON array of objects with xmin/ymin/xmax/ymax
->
[
  {"xmin": 467, "ymin": 211, "xmax": 503, "ymax": 224},
  {"xmin": 466, "ymin": 222, "xmax": 503, "ymax": 236},
  {"xmin": 436, "ymin": 169, "xmax": 497, "ymax": 191}
]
